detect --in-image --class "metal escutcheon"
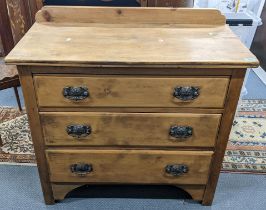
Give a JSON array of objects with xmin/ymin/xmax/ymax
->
[
  {"xmin": 66, "ymin": 124, "xmax": 91, "ymax": 138},
  {"xmin": 169, "ymin": 126, "xmax": 193, "ymax": 139},
  {"xmin": 63, "ymin": 86, "xmax": 89, "ymax": 101},
  {"xmin": 70, "ymin": 163, "xmax": 93, "ymax": 176},
  {"xmin": 165, "ymin": 164, "xmax": 189, "ymax": 176},
  {"xmin": 173, "ymin": 86, "xmax": 200, "ymax": 101}
]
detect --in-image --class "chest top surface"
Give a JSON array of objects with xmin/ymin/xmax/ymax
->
[{"xmin": 5, "ymin": 6, "xmax": 258, "ymax": 68}]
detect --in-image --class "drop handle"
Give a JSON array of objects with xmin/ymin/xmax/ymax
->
[
  {"xmin": 173, "ymin": 86, "xmax": 200, "ymax": 101},
  {"xmin": 70, "ymin": 163, "xmax": 93, "ymax": 176},
  {"xmin": 66, "ymin": 124, "xmax": 91, "ymax": 138},
  {"xmin": 63, "ymin": 86, "xmax": 89, "ymax": 101},
  {"xmin": 165, "ymin": 164, "xmax": 189, "ymax": 176},
  {"xmin": 169, "ymin": 126, "xmax": 193, "ymax": 139}
]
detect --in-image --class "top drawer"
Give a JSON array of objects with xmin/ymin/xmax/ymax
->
[{"xmin": 34, "ymin": 76, "xmax": 229, "ymax": 108}]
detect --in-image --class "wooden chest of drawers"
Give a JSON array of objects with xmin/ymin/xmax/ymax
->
[{"xmin": 5, "ymin": 6, "xmax": 258, "ymax": 206}]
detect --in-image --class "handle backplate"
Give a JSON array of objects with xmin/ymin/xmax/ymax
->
[
  {"xmin": 169, "ymin": 125, "xmax": 193, "ymax": 139},
  {"xmin": 66, "ymin": 124, "xmax": 91, "ymax": 138},
  {"xmin": 63, "ymin": 86, "xmax": 89, "ymax": 101},
  {"xmin": 70, "ymin": 163, "xmax": 93, "ymax": 176},
  {"xmin": 173, "ymin": 86, "xmax": 200, "ymax": 101},
  {"xmin": 165, "ymin": 164, "xmax": 189, "ymax": 176}
]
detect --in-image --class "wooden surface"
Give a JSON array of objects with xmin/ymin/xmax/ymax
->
[
  {"xmin": 202, "ymin": 69, "xmax": 246, "ymax": 205},
  {"xmin": 0, "ymin": 0, "xmax": 14, "ymax": 55},
  {"xmin": 40, "ymin": 112, "xmax": 221, "ymax": 147},
  {"xmin": 26, "ymin": 66, "xmax": 235, "ymax": 75},
  {"xmin": 0, "ymin": 58, "xmax": 19, "ymax": 90},
  {"xmin": 46, "ymin": 149, "xmax": 213, "ymax": 184},
  {"xmin": 0, "ymin": 0, "xmax": 40, "ymax": 56},
  {"xmin": 6, "ymin": 0, "xmax": 32, "ymax": 44},
  {"xmin": 0, "ymin": 59, "xmax": 17, "ymax": 82},
  {"xmin": 17, "ymin": 66, "xmax": 55, "ymax": 204},
  {"xmin": 34, "ymin": 76, "xmax": 229, "ymax": 108},
  {"xmin": 10, "ymin": 6, "xmax": 259, "ymax": 206},
  {"xmin": 0, "ymin": 58, "xmax": 21, "ymax": 110},
  {"xmin": 5, "ymin": 7, "xmax": 259, "ymax": 68},
  {"xmin": 35, "ymin": 6, "xmax": 225, "ymax": 25},
  {"xmin": 51, "ymin": 184, "xmax": 205, "ymax": 201}
]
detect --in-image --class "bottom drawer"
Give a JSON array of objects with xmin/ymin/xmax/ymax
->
[{"xmin": 46, "ymin": 150, "xmax": 213, "ymax": 185}]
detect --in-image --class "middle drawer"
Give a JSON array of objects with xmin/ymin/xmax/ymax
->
[{"xmin": 40, "ymin": 112, "xmax": 221, "ymax": 147}]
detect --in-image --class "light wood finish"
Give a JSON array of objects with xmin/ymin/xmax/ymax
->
[
  {"xmin": 46, "ymin": 149, "xmax": 213, "ymax": 184},
  {"xmin": 35, "ymin": 6, "xmax": 225, "ymax": 25},
  {"xmin": 17, "ymin": 66, "xmax": 54, "ymax": 205},
  {"xmin": 28, "ymin": 66, "xmax": 235, "ymax": 75},
  {"xmin": 7, "ymin": 7, "xmax": 259, "ymax": 206},
  {"xmin": 51, "ymin": 183, "xmax": 205, "ymax": 201},
  {"xmin": 202, "ymin": 70, "xmax": 246, "ymax": 205},
  {"xmin": 41, "ymin": 112, "xmax": 221, "ymax": 147},
  {"xmin": 5, "ymin": 7, "xmax": 259, "ymax": 68},
  {"xmin": 34, "ymin": 76, "xmax": 229, "ymax": 108},
  {"xmin": 39, "ymin": 107, "xmax": 224, "ymax": 114}
]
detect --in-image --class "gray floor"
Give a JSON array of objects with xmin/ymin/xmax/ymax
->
[{"xmin": 0, "ymin": 165, "xmax": 266, "ymax": 210}]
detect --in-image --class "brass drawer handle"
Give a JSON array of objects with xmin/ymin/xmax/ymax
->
[
  {"xmin": 63, "ymin": 86, "xmax": 89, "ymax": 101},
  {"xmin": 169, "ymin": 125, "xmax": 193, "ymax": 139},
  {"xmin": 70, "ymin": 163, "xmax": 93, "ymax": 176},
  {"xmin": 165, "ymin": 164, "xmax": 189, "ymax": 176},
  {"xmin": 173, "ymin": 86, "xmax": 200, "ymax": 101},
  {"xmin": 66, "ymin": 124, "xmax": 91, "ymax": 138}
]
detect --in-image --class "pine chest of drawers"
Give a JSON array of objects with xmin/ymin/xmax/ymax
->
[{"xmin": 5, "ymin": 6, "xmax": 258, "ymax": 205}]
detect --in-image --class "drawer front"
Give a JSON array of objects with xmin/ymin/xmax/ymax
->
[
  {"xmin": 46, "ymin": 150, "xmax": 213, "ymax": 184},
  {"xmin": 41, "ymin": 112, "xmax": 221, "ymax": 147},
  {"xmin": 34, "ymin": 76, "xmax": 229, "ymax": 108}
]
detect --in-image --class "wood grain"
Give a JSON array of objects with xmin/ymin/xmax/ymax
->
[
  {"xmin": 39, "ymin": 107, "xmax": 224, "ymax": 114},
  {"xmin": 5, "ymin": 7, "xmax": 259, "ymax": 68},
  {"xmin": 6, "ymin": 0, "xmax": 32, "ymax": 44},
  {"xmin": 46, "ymin": 149, "xmax": 213, "ymax": 184},
  {"xmin": 0, "ymin": 0, "xmax": 14, "ymax": 55},
  {"xmin": 28, "ymin": 66, "xmax": 234, "ymax": 75},
  {"xmin": 17, "ymin": 66, "xmax": 55, "ymax": 205},
  {"xmin": 40, "ymin": 112, "xmax": 221, "ymax": 147},
  {"xmin": 202, "ymin": 69, "xmax": 246, "ymax": 205},
  {"xmin": 34, "ymin": 76, "xmax": 229, "ymax": 108},
  {"xmin": 9, "ymin": 6, "xmax": 259, "ymax": 206},
  {"xmin": 51, "ymin": 183, "xmax": 205, "ymax": 201},
  {"xmin": 35, "ymin": 0, "xmax": 43, "ymax": 10},
  {"xmin": 35, "ymin": 6, "xmax": 225, "ymax": 25},
  {"xmin": 28, "ymin": 0, "xmax": 39, "ymax": 24}
]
